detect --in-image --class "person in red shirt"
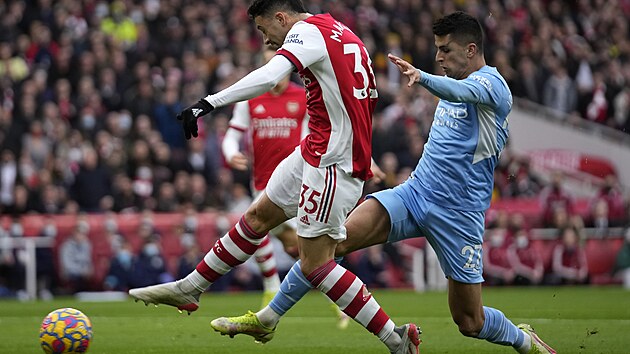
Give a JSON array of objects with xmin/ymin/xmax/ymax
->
[
  {"xmin": 539, "ymin": 171, "xmax": 575, "ymax": 228},
  {"xmin": 483, "ymin": 227, "xmax": 515, "ymax": 286},
  {"xmin": 507, "ymin": 229, "xmax": 544, "ymax": 285},
  {"xmin": 551, "ymin": 227, "xmax": 589, "ymax": 285}
]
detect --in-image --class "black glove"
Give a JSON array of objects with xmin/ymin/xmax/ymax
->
[{"xmin": 176, "ymin": 99, "xmax": 214, "ymax": 139}]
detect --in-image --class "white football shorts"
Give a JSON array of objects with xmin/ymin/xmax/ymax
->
[
  {"xmin": 252, "ymin": 189, "xmax": 298, "ymax": 236},
  {"xmin": 266, "ymin": 147, "xmax": 364, "ymax": 241}
]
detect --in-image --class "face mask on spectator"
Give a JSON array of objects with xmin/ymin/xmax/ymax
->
[
  {"xmin": 43, "ymin": 224, "xmax": 57, "ymax": 238},
  {"xmin": 490, "ymin": 233, "xmax": 504, "ymax": 247},
  {"xmin": 117, "ymin": 249, "xmax": 133, "ymax": 267},
  {"xmin": 81, "ymin": 114, "xmax": 96, "ymax": 130},
  {"xmin": 105, "ymin": 218, "xmax": 118, "ymax": 233},
  {"xmin": 515, "ymin": 235, "xmax": 529, "ymax": 248},
  {"xmin": 77, "ymin": 220, "xmax": 90, "ymax": 234},
  {"xmin": 143, "ymin": 243, "xmax": 159, "ymax": 257},
  {"xmin": 180, "ymin": 233, "xmax": 195, "ymax": 249},
  {"xmin": 184, "ymin": 216, "xmax": 197, "ymax": 232},
  {"xmin": 10, "ymin": 222, "xmax": 23, "ymax": 237},
  {"xmin": 119, "ymin": 112, "xmax": 132, "ymax": 132}
]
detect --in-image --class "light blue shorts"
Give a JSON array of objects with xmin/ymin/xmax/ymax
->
[{"xmin": 368, "ymin": 178, "xmax": 485, "ymax": 283}]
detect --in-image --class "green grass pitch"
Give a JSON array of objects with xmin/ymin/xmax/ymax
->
[{"xmin": 2, "ymin": 287, "xmax": 629, "ymax": 353}]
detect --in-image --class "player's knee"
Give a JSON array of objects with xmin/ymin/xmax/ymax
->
[
  {"xmin": 243, "ymin": 207, "xmax": 265, "ymax": 231},
  {"xmin": 299, "ymin": 259, "xmax": 318, "ymax": 278},
  {"xmin": 334, "ymin": 242, "xmax": 349, "ymax": 257}
]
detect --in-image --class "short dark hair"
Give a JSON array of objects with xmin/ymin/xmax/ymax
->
[
  {"xmin": 247, "ymin": 0, "xmax": 307, "ymax": 19},
  {"xmin": 433, "ymin": 11, "xmax": 484, "ymax": 52}
]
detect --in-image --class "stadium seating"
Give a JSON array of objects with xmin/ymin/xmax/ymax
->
[{"xmin": 2, "ymin": 212, "xmax": 623, "ymax": 291}]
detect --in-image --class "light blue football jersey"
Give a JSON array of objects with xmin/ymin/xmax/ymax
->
[{"xmin": 409, "ymin": 66, "xmax": 512, "ymax": 211}]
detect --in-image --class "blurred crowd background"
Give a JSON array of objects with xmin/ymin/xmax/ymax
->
[{"xmin": 1, "ymin": 0, "xmax": 630, "ymax": 298}]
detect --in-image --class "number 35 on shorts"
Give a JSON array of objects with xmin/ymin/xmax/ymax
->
[{"xmin": 299, "ymin": 184, "xmax": 321, "ymax": 214}]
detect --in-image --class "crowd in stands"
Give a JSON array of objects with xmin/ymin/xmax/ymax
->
[{"xmin": 1, "ymin": 0, "xmax": 630, "ymax": 297}]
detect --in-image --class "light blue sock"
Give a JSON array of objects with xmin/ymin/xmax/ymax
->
[
  {"xmin": 267, "ymin": 257, "xmax": 344, "ymax": 316},
  {"xmin": 268, "ymin": 260, "xmax": 313, "ymax": 316},
  {"xmin": 477, "ymin": 306, "xmax": 524, "ymax": 348}
]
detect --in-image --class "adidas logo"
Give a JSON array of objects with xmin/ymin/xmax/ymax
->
[
  {"xmin": 192, "ymin": 108, "xmax": 204, "ymax": 117},
  {"xmin": 253, "ymin": 104, "xmax": 266, "ymax": 114},
  {"xmin": 299, "ymin": 215, "xmax": 310, "ymax": 225}
]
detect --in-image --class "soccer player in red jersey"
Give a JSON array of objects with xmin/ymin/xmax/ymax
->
[{"xmin": 223, "ymin": 47, "xmax": 351, "ymax": 326}]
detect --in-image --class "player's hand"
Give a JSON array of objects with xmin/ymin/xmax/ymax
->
[
  {"xmin": 370, "ymin": 159, "xmax": 386, "ymax": 184},
  {"xmin": 228, "ymin": 152, "xmax": 249, "ymax": 171},
  {"xmin": 176, "ymin": 99, "xmax": 214, "ymax": 139},
  {"xmin": 388, "ymin": 53, "xmax": 420, "ymax": 87}
]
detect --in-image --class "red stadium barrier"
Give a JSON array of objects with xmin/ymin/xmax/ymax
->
[{"xmin": 0, "ymin": 212, "xmax": 623, "ymax": 289}]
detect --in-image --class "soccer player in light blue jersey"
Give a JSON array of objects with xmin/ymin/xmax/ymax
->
[{"xmin": 212, "ymin": 11, "xmax": 555, "ymax": 354}]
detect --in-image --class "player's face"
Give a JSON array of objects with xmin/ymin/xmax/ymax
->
[
  {"xmin": 434, "ymin": 34, "xmax": 470, "ymax": 80},
  {"xmin": 254, "ymin": 14, "xmax": 290, "ymax": 50}
]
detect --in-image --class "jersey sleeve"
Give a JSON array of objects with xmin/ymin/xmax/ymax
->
[
  {"xmin": 229, "ymin": 101, "xmax": 251, "ymax": 131},
  {"xmin": 300, "ymin": 113, "xmax": 310, "ymax": 139},
  {"xmin": 222, "ymin": 101, "xmax": 249, "ymax": 161},
  {"xmin": 276, "ymin": 22, "xmax": 326, "ymax": 71},
  {"xmin": 418, "ymin": 70, "xmax": 500, "ymax": 107},
  {"xmin": 204, "ymin": 55, "xmax": 294, "ymax": 108}
]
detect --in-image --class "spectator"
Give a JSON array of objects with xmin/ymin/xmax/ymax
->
[
  {"xmin": 550, "ymin": 227, "xmax": 589, "ymax": 285},
  {"xmin": 483, "ymin": 227, "xmax": 515, "ymax": 286},
  {"xmin": 612, "ymin": 83, "xmax": 630, "ymax": 132},
  {"xmin": 0, "ymin": 220, "xmax": 26, "ymax": 297},
  {"xmin": 131, "ymin": 230, "xmax": 171, "ymax": 288},
  {"xmin": 506, "ymin": 228, "xmax": 544, "ymax": 285},
  {"xmin": 153, "ymin": 87, "xmax": 186, "ymax": 152},
  {"xmin": 177, "ymin": 232, "xmax": 203, "ymax": 280},
  {"xmin": 58, "ymin": 218, "xmax": 93, "ymax": 293},
  {"xmin": 539, "ymin": 171, "xmax": 575, "ymax": 227},
  {"xmin": 155, "ymin": 182, "xmax": 178, "ymax": 213},
  {"xmin": 0, "ymin": 225, "xmax": 13, "ymax": 296},
  {"xmin": 502, "ymin": 156, "xmax": 544, "ymax": 198},
  {"xmin": 111, "ymin": 173, "xmax": 138, "ymax": 213},
  {"xmin": 613, "ymin": 227, "xmax": 630, "ymax": 289},
  {"xmin": 70, "ymin": 147, "xmax": 112, "ymax": 212},
  {"xmin": 99, "ymin": 1, "xmax": 138, "ymax": 50},
  {"xmin": 512, "ymin": 56, "xmax": 544, "ymax": 104},
  {"xmin": 0, "ymin": 150, "xmax": 17, "ymax": 212},
  {"xmin": 589, "ymin": 199, "xmax": 610, "ymax": 238},
  {"xmin": 356, "ymin": 245, "xmax": 390, "ymax": 289},
  {"xmin": 36, "ymin": 217, "xmax": 57, "ymax": 299},
  {"xmin": 104, "ymin": 239, "xmax": 135, "ymax": 292},
  {"xmin": 0, "ymin": 41, "xmax": 29, "ymax": 82},
  {"xmin": 589, "ymin": 175, "xmax": 626, "ymax": 227},
  {"xmin": 542, "ymin": 58, "xmax": 578, "ymax": 116}
]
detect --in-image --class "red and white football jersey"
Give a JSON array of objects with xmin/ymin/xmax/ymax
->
[
  {"xmin": 229, "ymin": 82, "xmax": 308, "ymax": 190},
  {"xmin": 277, "ymin": 14, "xmax": 376, "ymax": 181}
]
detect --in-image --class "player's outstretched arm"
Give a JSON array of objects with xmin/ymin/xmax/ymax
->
[
  {"xmin": 176, "ymin": 55, "xmax": 295, "ymax": 140},
  {"xmin": 388, "ymin": 53, "xmax": 420, "ymax": 87}
]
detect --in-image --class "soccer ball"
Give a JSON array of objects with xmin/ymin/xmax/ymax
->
[{"xmin": 39, "ymin": 307, "xmax": 93, "ymax": 353}]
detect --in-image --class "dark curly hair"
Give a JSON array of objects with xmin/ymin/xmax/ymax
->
[
  {"xmin": 247, "ymin": 0, "xmax": 307, "ymax": 19},
  {"xmin": 433, "ymin": 11, "xmax": 484, "ymax": 52}
]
